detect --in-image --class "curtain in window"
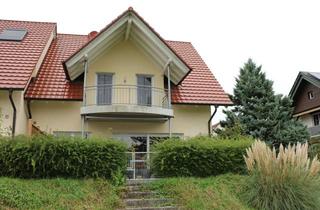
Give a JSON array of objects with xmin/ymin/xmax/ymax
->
[{"xmin": 137, "ymin": 76, "xmax": 152, "ymax": 106}]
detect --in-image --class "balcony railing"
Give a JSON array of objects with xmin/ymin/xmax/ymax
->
[
  {"xmin": 84, "ymin": 85, "xmax": 169, "ymax": 108},
  {"xmin": 309, "ymin": 126, "xmax": 320, "ymax": 136}
]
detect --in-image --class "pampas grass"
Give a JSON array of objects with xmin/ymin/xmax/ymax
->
[{"xmin": 244, "ymin": 140, "xmax": 320, "ymax": 210}]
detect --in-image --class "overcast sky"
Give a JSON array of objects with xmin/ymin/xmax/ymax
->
[{"xmin": 2, "ymin": 0, "xmax": 320, "ymax": 122}]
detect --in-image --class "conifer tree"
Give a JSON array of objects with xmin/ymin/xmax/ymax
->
[{"xmin": 221, "ymin": 59, "xmax": 309, "ymax": 146}]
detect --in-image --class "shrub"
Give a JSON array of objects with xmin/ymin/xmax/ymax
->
[
  {"xmin": 151, "ymin": 136, "xmax": 253, "ymax": 177},
  {"xmin": 0, "ymin": 135, "xmax": 127, "ymax": 179},
  {"xmin": 244, "ymin": 140, "xmax": 320, "ymax": 210}
]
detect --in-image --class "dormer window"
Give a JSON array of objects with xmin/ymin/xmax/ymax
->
[
  {"xmin": 308, "ymin": 91, "xmax": 314, "ymax": 100},
  {"xmin": 0, "ymin": 29, "xmax": 27, "ymax": 41}
]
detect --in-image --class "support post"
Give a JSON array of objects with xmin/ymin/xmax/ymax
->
[
  {"xmin": 167, "ymin": 64, "xmax": 172, "ymax": 108},
  {"xmin": 81, "ymin": 55, "xmax": 89, "ymax": 138},
  {"xmin": 147, "ymin": 135, "xmax": 150, "ymax": 169},
  {"xmin": 81, "ymin": 115, "xmax": 85, "ymax": 138},
  {"xmin": 167, "ymin": 63, "xmax": 172, "ymax": 138}
]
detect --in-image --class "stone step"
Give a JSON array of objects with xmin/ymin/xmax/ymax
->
[
  {"xmin": 125, "ymin": 206, "xmax": 178, "ymax": 210},
  {"xmin": 127, "ymin": 179, "xmax": 160, "ymax": 186},
  {"xmin": 125, "ymin": 198, "xmax": 172, "ymax": 207},
  {"xmin": 125, "ymin": 191, "xmax": 158, "ymax": 199},
  {"xmin": 127, "ymin": 185, "xmax": 143, "ymax": 192}
]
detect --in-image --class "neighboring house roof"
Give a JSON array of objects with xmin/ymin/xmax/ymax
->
[
  {"xmin": 289, "ymin": 71, "xmax": 320, "ymax": 99},
  {"xmin": 0, "ymin": 20, "xmax": 56, "ymax": 89}
]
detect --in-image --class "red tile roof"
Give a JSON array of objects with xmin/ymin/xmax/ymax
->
[
  {"xmin": 26, "ymin": 34, "xmax": 88, "ymax": 99},
  {"xmin": 25, "ymin": 35, "xmax": 231, "ymax": 105},
  {"xmin": 0, "ymin": 20, "xmax": 56, "ymax": 89},
  {"xmin": 167, "ymin": 41, "xmax": 232, "ymax": 105}
]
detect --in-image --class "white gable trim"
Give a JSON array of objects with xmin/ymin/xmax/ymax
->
[{"xmin": 64, "ymin": 11, "xmax": 190, "ymax": 85}]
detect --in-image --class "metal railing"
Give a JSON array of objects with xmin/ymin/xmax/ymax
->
[
  {"xmin": 309, "ymin": 126, "xmax": 320, "ymax": 136},
  {"xmin": 84, "ymin": 85, "xmax": 169, "ymax": 108},
  {"xmin": 126, "ymin": 152, "xmax": 157, "ymax": 179}
]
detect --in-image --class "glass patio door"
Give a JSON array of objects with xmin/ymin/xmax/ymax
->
[
  {"xmin": 97, "ymin": 73, "xmax": 113, "ymax": 105},
  {"xmin": 137, "ymin": 75, "xmax": 152, "ymax": 106}
]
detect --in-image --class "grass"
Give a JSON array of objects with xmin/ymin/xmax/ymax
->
[
  {"xmin": 147, "ymin": 174, "xmax": 253, "ymax": 210},
  {"xmin": 0, "ymin": 177, "xmax": 122, "ymax": 210}
]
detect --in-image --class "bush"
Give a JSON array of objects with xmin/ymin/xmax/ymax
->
[
  {"xmin": 0, "ymin": 135, "xmax": 127, "ymax": 179},
  {"xmin": 244, "ymin": 140, "xmax": 320, "ymax": 210},
  {"xmin": 151, "ymin": 136, "xmax": 253, "ymax": 177}
]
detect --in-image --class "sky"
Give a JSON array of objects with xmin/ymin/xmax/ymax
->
[{"xmin": 2, "ymin": 0, "xmax": 320, "ymax": 123}]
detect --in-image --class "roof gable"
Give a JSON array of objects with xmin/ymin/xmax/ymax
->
[
  {"xmin": 63, "ymin": 8, "xmax": 191, "ymax": 85},
  {"xmin": 289, "ymin": 71, "xmax": 320, "ymax": 99}
]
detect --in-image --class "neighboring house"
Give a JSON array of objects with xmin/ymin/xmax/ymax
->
[
  {"xmin": 289, "ymin": 71, "xmax": 320, "ymax": 137},
  {"xmin": 0, "ymin": 8, "xmax": 231, "ymax": 147}
]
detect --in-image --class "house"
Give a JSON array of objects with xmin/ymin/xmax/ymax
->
[
  {"xmin": 289, "ymin": 71, "xmax": 320, "ymax": 137},
  {"xmin": 0, "ymin": 8, "xmax": 232, "ymax": 147}
]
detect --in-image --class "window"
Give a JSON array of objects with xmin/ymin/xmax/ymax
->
[
  {"xmin": 0, "ymin": 29, "xmax": 27, "ymax": 41},
  {"xmin": 308, "ymin": 91, "xmax": 314, "ymax": 100},
  {"xmin": 53, "ymin": 131, "xmax": 91, "ymax": 138},
  {"xmin": 314, "ymin": 113, "xmax": 320, "ymax": 126},
  {"xmin": 137, "ymin": 75, "xmax": 152, "ymax": 106},
  {"xmin": 97, "ymin": 73, "xmax": 113, "ymax": 105}
]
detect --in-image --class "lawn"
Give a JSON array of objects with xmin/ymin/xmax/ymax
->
[
  {"xmin": 0, "ymin": 178, "xmax": 122, "ymax": 210},
  {"xmin": 147, "ymin": 174, "xmax": 253, "ymax": 210}
]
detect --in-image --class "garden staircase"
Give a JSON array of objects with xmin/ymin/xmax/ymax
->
[{"xmin": 122, "ymin": 179, "xmax": 178, "ymax": 210}]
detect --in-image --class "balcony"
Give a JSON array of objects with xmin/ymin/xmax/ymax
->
[
  {"xmin": 80, "ymin": 85, "xmax": 173, "ymax": 119},
  {"xmin": 309, "ymin": 126, "xmax": 320, "ymax": 136}
]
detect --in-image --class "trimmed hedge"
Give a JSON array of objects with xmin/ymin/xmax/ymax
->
[
  {"xmin": 0, "ymin": 135, "xmax": 127, "ymax": 179},
  {"xmin": 151, "ymin": 136, "xmax": 253, "ymax": 177}
]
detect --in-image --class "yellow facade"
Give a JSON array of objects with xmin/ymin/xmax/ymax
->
[
  {"xmin": 30, "ymin": 100, "xmax": 210, "ymax": 138},
  {"xmin": 1, "ymin": 40, "xmax": 211, "ymax": 138},
  {"xmin": 85, "ymin": 41, "xmax": 165, "ymax": 107},
  {"xmin": 0, "ymin": 90, "xmax": 28, "ymax": 135}
]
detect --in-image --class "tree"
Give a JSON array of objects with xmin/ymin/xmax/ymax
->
[{"xmin": 221, "ymin": 59, "xmax": 309, "ymax": 146}]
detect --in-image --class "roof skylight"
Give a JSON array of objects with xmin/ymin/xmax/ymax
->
[{"xmin": 0, "ymin": 29, "xmax": 27, "ymax": 41}]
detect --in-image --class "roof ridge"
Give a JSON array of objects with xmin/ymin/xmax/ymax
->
[
  {"xmin": 166, "ymin": 40, "xmax": 191, "ymax": 44},
  {"xmin": 0, "ymin": 19, "xmax": 56, "ymax": 25},
  {"xmin": 57, "ymin": 33, "xmax": 87, "ymax": 36}
]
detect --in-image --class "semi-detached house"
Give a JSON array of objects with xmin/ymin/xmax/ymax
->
[{"xmin": 0, "ymin": 8, "xmax": 231, "ymax": 148}]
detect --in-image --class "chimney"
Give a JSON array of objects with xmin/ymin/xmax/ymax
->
[{"xmin": 88, "ymin": 31, "xmax": 98, "ymax": 41}]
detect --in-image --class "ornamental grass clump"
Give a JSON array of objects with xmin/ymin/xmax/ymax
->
[{"xmin": 244, "ymin": 140, "xmax": 320, "ymax": 210}]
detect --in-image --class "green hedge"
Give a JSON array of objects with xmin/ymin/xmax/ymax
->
[
  {"xmin": 0, "ymin": 135, "xmax": 127, "ymax": 179},
  {"xmin": 151, "ymin": 136, "xmax": 253, "ymax": 177}
]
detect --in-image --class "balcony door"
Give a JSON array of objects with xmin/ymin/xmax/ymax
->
[
  {"xmin": 137, "ymin": 75, "xmax": 152, "ymax": 106},
  {"xmin": 97, "ymin": 73, "xmax": 113, "ymax": 105}
]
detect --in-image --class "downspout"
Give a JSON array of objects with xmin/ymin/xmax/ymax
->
[
  {"xmin": 81, "ymin": 55, "xmax": 89, "ymax": 138},
  {"xmin": 8, "ymin": 89, "xmax": 16, "ymax": 138},
  {"xmin": 208, "ymin": 105, "xmax": 218, "ymax": 137},
  {"xmin": 27, "ymin": 99, "xmax": 32, "ymax": 119},
  {"xmin": 27, "ymin": 99, "xmax": 33, "ymax": 136}
]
